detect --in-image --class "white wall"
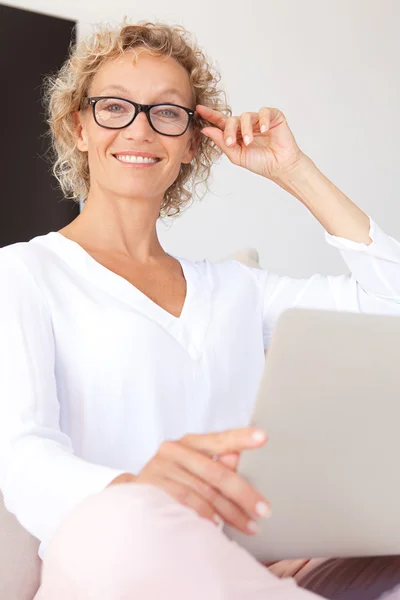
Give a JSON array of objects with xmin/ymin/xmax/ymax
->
[{"xmin": 4, "ymin": 0, "xmax": 400, "ymax": 275}]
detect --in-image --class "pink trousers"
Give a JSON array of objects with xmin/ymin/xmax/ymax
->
[{"xmin": 34, "ymin": 483, "xmax": 400, "ymax": 600}]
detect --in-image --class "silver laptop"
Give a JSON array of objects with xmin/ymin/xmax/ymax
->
[{"xmin": 224, "ymin": 308, "xmax": 400, "ymax": 562}]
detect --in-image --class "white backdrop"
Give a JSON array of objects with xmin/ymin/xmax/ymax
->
[{"xmin": 4, "ymin": 0, "xmax": 400, "ymax": 275}]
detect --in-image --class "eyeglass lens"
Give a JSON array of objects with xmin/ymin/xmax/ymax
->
[{"xmin": 94, "ymin": 98, "xmax": 190, "ymax": 135}]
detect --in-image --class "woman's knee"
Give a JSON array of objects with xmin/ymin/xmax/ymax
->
[{"xmin": 44, "ymin": 482, "xmax": 184, "ymax": 562}]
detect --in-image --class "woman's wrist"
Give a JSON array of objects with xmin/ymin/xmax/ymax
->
[
  {"xmin": 107, "ymin": 472, "xmax": 137, "ymax": 486},
  {"xmin": 271, "ymin": 153, "xmax": 317, "ymax": 200}
]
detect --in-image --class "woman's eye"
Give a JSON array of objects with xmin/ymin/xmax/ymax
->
[
  {"xmin": 107, "ymin": 104, "xmax": 124, "ymax": 112},
  {"xmin": 100, "ymin": 102, "xmax": 126, "ymax": 113},
  {"xmin": 158, "ymin": 109, "xmax": 177, "ymax": 118}
]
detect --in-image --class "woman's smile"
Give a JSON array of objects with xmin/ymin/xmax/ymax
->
[
  {"xmin": 113, "ymin": 155, "xmax": 162, "ymax": 167},
  {"xmin": 112, "ymin": 151, "xmax": 163, "ymax": 168}
]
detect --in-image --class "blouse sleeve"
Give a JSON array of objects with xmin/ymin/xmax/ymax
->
[
  {"xmin": 257, "ymin": 216, "xmax": 400, "ymax": 347},
  {"xmin": 0, "ymin": 249, "xmax": 127, "ymax": 559}
]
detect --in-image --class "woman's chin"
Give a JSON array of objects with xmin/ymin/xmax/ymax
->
[{"xmin": 106, "ymin": 184, "xmax": 165, "ymax": 201}]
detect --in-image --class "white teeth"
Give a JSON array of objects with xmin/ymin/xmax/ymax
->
[{"xmin": 114, "ymin": 155, "xmax": 159, "ymax": 164}]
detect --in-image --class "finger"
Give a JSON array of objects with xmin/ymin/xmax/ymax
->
[
  {"xmin": 154, "ymin": 477, "xmax": 222, "ymax": 526},
  {"xmin": 212, "ymin": 491, "xmax": 259, "ymax": 534},
  {"xmin": 223, "ymin": 116, "xmax": 240, "ymax": 147},
  {"xmin": 259, "ymin": 107, "xmax": 271, "ymax": 133},
  {"xmin": 218, "ymin": 452, "xmax": 240, "ymax": 470},
  {"xmin": 259, "ymin": 106, "xmax": 284, "ymax": 133},
  {"xmin": 181, "ymin": 427, "xmax": 267, "ymax": 456},
  {"xmin": 239, "ymin": 112, "xmax": 259, "ymax": 146},
  {"xmin": 162, "ymin": 440, "xmax": 271, "ymax": 519},
  {"xmin": 163, "ymin": 463, "xmax": 257, "ymax": 535},
  {"xmin": 195, "ymin": 104, "xmax": 228, "ymax": 131},
  {"xmin": 200, "ymin": 126, "xmax": 242, "ymax": 163}
]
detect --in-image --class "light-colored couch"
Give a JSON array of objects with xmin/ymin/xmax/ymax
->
[
  {"xmin": 0, "ymin": 247, "xmax": 261, "ymax": 599},
  {"xmin": 0, "ymin": 491, "xmax": 41, "ymax": 599}
]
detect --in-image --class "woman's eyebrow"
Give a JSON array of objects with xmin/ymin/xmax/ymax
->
[
  {"xmin": 97, "ymin": 84, "xmax": 188, "ymax": 103},
  {"xmin": 98, "ymin": 84, "xmax": 131, "ymax": 96}
]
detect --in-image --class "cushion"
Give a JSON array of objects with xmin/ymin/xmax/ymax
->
[
  {"xmin": 0, "ymin": 491, "xmax": 41, "ymax": 599},
  {"xmin": 221, "ymin": 247, "xmax": 261, "ymax": 269}
]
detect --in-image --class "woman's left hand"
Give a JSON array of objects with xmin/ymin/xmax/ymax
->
[{"xmin": 197, "ymin": 104, "xmax": 305, "ymax": 181}]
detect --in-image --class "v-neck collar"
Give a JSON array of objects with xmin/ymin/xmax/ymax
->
[{"xmin": 32, "ymin": 231, "xmax": 212, "ymax": 360}]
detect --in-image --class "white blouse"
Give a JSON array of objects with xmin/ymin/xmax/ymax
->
[{"xmin": 0, "ymin": 217, "xmax": 400, "ymax": 559}]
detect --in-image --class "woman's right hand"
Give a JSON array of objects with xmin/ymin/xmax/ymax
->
[{"xmin": 134, "ymin": 427, "xmax": 271, "ymax": 535}]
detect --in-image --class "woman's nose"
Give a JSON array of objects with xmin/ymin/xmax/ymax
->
[{"xmin": 121, "ymin": 111, "xmax": 155, "ymax": 141}]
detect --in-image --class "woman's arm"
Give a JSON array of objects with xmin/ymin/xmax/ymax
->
[
  {"xmin": 199, "ymin": 103, "xmax": 400, "ymax": 344},
  {"xmin": 0, "ymin": 249, "xmax": 128, "ymax": 559},
  {"xmin": 273, "ymin": 154, "xmax": 372, "ymax": 245},
  {"xmin": 252, "ymin": 213, "xmax": 400, "ymax": 348},
  {"xmin": 197, "ymin": 104, "xmax": 387, "ymax": 246}
]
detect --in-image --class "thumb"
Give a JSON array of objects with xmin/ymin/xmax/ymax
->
[{"xmin": 218, "ymin": 452, "xmax": 240, "ymax": 471}]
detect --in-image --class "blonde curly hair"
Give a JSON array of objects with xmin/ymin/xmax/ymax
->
[{"xmin": 43, "ymin": 19, "xmax": 232, "ymax": 217}]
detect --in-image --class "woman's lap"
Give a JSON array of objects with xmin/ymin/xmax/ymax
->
[
  {"xmin": 34, "ymin": 483, "xmax": 321, "ymax": 600},
  {"xmin": 35, "ymin": 483, "xmax": 400, "ymax": 600}
]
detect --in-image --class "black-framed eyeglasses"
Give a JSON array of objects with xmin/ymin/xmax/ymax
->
[{"xmin": 84, "ymin": 96, "xmax": 196, "ymax": 137}]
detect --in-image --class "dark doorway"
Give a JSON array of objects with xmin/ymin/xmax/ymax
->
[{"xmin": 0, "ymin": 4, "xmax": 79, "ymax": 247}]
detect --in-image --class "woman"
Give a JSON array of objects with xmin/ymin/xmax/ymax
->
[{"xmin": 1, "ymin": 20, "xmax": 400, "ymax": 600}]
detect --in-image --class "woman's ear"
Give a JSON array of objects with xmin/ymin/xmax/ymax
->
[
  {"xmin": 182, "ymin": 126, "xmax": 201, "ymax": 164},
  {"xmin": 73, "ymin": 111, "xmax": 89, "ymax": 152}
]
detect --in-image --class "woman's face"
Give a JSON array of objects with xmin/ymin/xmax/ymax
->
[{"xmin": 76, "ymin": 50, "xmax": 199, "ymax": 205}]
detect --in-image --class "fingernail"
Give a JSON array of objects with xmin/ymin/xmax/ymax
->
[
  {"xmin": 255, "ymin": 501, "xmax": 271, "ymax": 518},
  {"xmin": 247, "ymin": 520, "xmax": 259, "ymax": 533},
  {"xmin": 261, "ymin": 125, "xmax": 267, "ymax": 133},
  {"xmin": 213, "ymin": 514, "xmax": 224, "ymax": 527},
  {"xmin": 252, "ymin": 430, "xmax": 266, "ymax": 443},
  {"xmin": 226, "ymin": 137, "xmax": 233, "ymax": 146},
  {"xmin": 244, "ymin": 135, "xmax": 250, "ymax": 145}
]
